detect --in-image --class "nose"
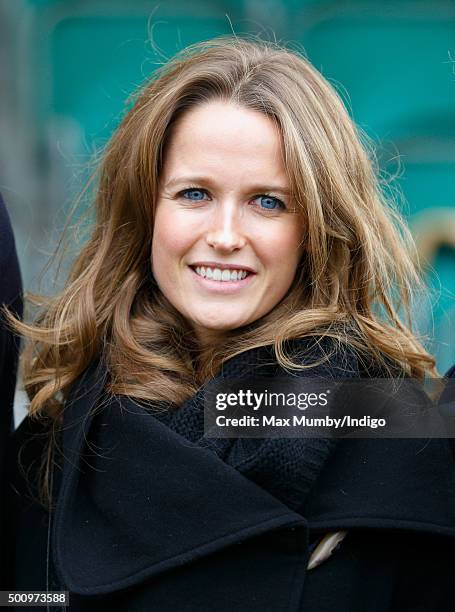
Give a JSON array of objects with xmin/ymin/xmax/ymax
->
[{"xmin": 205, "ymin": 200, "xmax": 247, "ymax": 252}]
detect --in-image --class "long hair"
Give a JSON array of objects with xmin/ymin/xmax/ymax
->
[{"xmin": 13, "ymin": 35, "xmax": 435, "ymax": 422}]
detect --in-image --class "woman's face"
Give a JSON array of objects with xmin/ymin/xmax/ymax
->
[{"xmin": 152, "ymin": 101, "xmax": 304, "ymax": 342}]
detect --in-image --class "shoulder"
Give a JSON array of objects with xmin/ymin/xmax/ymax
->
[
  {"xmin": 220, "ymin": 334, "xmax": 394, "ymax": 381},
  {"xmin": 283, "ymin": 332, "xmax": 408, "ymax": 380},
  {"xmin": 277, "ymin": 334, "xmax": 377, "ymax": 379}
]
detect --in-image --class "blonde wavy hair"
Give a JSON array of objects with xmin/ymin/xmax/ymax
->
[{"xmin": 13, "ymin": 35, "xmax": 435, "ymax": 421}]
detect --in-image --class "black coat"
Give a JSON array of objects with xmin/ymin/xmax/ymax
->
[
  {"xmin": 0, "ymin": 193, "xmax": 22, "ymax": 584},
  {"xmin": 5, "ymin": 354, "xmax": 455, "ymax": 611}
]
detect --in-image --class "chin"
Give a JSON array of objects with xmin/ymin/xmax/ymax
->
[
  {"xmin": 200, "ymin": 321, "xmax": 244, "ymax": 332},
  {"xmin": 193, "ymin": 314, "xmax": 250, "ymax": 333}
]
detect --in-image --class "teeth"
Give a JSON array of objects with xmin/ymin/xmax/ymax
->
[{"xmin": 194, "ymin": 266, "xmax": 249, "ymax": 281}]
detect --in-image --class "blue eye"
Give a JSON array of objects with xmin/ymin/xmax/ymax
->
[
  {"xmin": 255, "ymin": 195, "xmax": 285, "ymax": 210},
  {"xmin": 180, "ymin": 188, "xmax": 208, "ymax": 201}
]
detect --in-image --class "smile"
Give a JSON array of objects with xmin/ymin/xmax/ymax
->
[
  {"xmin": 193, "ymin": 266, "xmax": 250, "ymax": 281},
  {"xmin": 188, "ymin": 265, "xmax": 256, "ymax": 293}
]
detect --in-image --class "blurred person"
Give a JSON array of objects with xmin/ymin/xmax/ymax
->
[
  {"xmin": 4, "ymin": 37, "xmax": 455, "ymax": 610},
  {"xmin": 0, "ymin": 193, "xmax": 22, "ymax": 588}
]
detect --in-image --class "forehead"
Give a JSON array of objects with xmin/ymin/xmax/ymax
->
[{"xmin": 161, "ymin": 101, "xmax": 287, "ymax": 185}]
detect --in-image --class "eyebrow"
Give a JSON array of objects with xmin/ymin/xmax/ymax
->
[{"xmin": 163, "ymin": 175, "xmax": 291, "ymax": 196}]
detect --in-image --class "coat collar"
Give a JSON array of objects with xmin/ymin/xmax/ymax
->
[
  {"xmin": 52, "ymin": 362, "xmax": 308, "ymax": 595},
  {"xmin": 302, "ymin": 436, "xmax": 455, "ymax": 536},
  {"xmin": 52, "ymin": 360, "xmax": 455, "ymax": 596}
]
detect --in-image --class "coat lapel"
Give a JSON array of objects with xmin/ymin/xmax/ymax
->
[
  {"xmin": 303, "ymin": 369, "xmax": 455, "ymax": 535},
  {"xmin": 52, "ymin": 363, "xmax": 309, "ymax": 598},
  {"xmin": 303, "ymin": 436, "xmax": 455, "ymax": 537}
]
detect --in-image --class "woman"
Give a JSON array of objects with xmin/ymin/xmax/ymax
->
[{"xmin": 5, "ymin": 37, "xmax": 455, "ymax": 610}]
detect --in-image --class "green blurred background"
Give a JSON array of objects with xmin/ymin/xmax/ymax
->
[{"xmin": 1, "ymin": 0, "xmax": 454, "ymax": 372}]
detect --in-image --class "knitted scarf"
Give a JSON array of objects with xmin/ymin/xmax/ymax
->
[{"xmin": 145, "ymin": 338, "xmax": 360, "ymax": 512}]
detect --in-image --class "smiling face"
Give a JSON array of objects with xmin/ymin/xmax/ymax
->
[{"xmin": 151, "ymin": 100, "xmax": 304, "ymax": 343}]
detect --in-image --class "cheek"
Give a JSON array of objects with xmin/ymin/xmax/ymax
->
[
  {"xmin": 259, "ymin": 224, "xmax": 303, "ymax": 281},
  {"xmin": 152, "ymin": 208, "xmax": 192, "ymax": 267}
]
